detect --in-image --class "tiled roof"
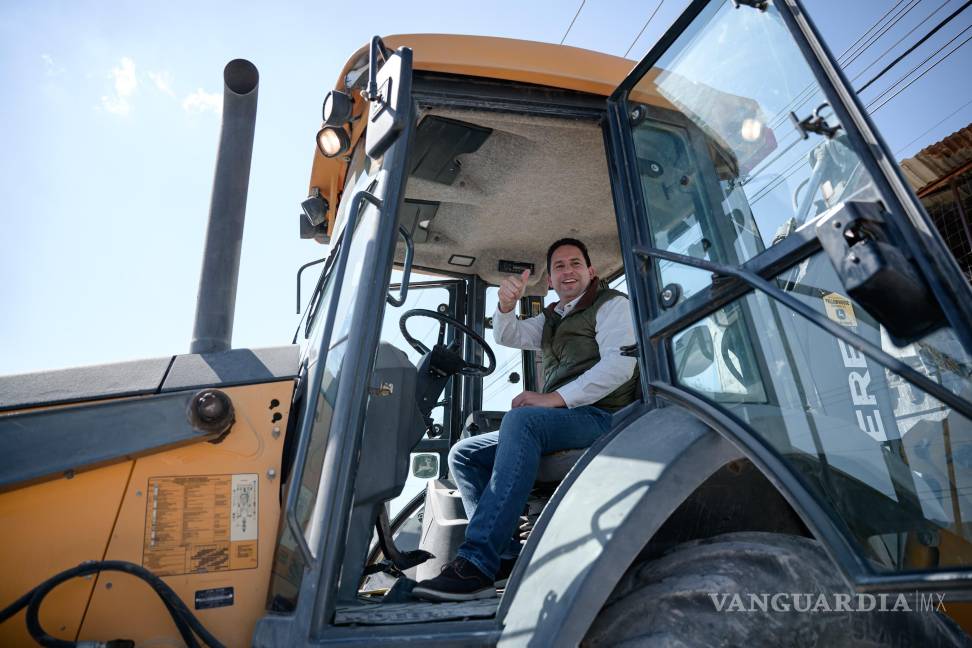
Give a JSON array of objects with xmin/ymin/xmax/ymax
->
[{"xmin": 900, "ymin": 123, "xmax": 972, "ymax": 195}]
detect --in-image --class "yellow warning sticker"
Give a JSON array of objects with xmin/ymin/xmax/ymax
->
[
  {"xmin": 143, "ymin": 474, "xmax": 258, "ymax": 576},
  {"xmin": 822, "ymin": 292, "xmax": 858, "ymax": 328}
]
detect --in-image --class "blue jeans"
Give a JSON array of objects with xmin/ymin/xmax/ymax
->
[{"xmin": 448, "ymin": 405, "xmax": 613, "ymax": 578}]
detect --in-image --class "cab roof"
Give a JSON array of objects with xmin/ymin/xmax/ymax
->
[
  {"xmin": 307, "ymin": 35, "xmax": 637, "ymax": 236},
  {"xmin": 339, "ymin": 34, "xmax": 636, "ymax": 97}
]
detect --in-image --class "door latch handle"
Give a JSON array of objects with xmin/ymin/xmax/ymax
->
[{"xmin": 816, "ymin": 201, "xmax": 943, "ymax": 343}]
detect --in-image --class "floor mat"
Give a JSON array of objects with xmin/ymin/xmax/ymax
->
[{"xmin": 334, "ymin": 598, "xmax": 500, "ymax": 625}]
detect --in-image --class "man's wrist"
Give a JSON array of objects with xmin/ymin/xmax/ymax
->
[{"xmin": 555, "ymin": 385, "xmax": 579, "ymax": 409}]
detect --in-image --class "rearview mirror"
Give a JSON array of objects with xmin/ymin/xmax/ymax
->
[{"xmin": 364, "ymin": 37, "xmax": 413, "ymax": 159}]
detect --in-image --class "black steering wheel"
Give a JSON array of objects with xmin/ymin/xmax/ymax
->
[{"xmin": 399, "ymin": 308, "xmax": 496, "ymax": 377}]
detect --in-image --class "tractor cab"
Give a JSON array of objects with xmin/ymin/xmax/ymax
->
[
  {"xmin": 270, "ymin": 35, "xmax": 635, "ymax": 616},
  {"xmin": 7, "ymin": 1, "xmax": 972, "ymax": 646},
  {"xmin": 262, "ymin": 0, "xmax": 972, "ymax": 644}
]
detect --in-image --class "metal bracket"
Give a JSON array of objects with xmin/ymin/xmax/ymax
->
[
  {"xmin": 363, "ymin": 36, "xmax": 391, "ymax": 102},
  {"xmin": 790, "ymin": 103, "xmax": 842, "ymax": 140},
  {"xmin": 731, "ymin": 0, "xmax": 768, "ymax": 10}
]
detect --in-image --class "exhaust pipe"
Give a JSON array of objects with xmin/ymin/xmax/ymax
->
[{"xmin": 190, "ymin": 59, "xmax": 259, "ymax": 354}]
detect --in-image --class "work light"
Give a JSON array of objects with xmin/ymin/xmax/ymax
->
[
  {"xmin": 316, "ymin": 126, "xmax": 351, "ymax": 158},
  {"xmin": 322, "ymin": 90, "xmax": 353, "ymax": 126}
]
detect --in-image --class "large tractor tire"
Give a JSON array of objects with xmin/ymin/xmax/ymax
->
[{"xmin": 583, "ymin": 532, "xmax": 969, "ymax": 647}]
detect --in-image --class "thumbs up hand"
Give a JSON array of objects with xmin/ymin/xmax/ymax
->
[{"xmin": 498, "ymin": 269, "xmax": 531, "ymax": 313}]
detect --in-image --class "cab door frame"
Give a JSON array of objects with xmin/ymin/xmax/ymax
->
[
  {"xmin": 255, "ymin": 41, "xmax": 422, "ymax": 645},
  {"xmin": 605, "ymin": 0, "xmax": 972, "ymax": 596}
]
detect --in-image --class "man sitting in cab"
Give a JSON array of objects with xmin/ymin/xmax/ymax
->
[{"xmin": 414, "ymin": 238, "xmax": 639, "ymax": 601}]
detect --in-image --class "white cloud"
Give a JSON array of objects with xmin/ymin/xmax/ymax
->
[
  {"xmin": 148, "ymin": 70, "xmax": 175, "ymax": 97},
  {"xmin": 100, "ymin": 94, "xmax": 130, "ymax": 115},
  {"xmin": 113, "ymin": 58, "xmax": 137, "ymax": 95},
  {"xmin": 100, "ymin": 57, "xmax": 137, "ymax": 116},
  {"xmin": 182, "ymin": 88, "xmax": 222, "ymax": 114},
  {"xmin": 41, "ymin": 53, "xmax": 63, "ymax": 77}
]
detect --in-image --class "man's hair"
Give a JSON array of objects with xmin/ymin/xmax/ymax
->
[{"xmin": 546, "ymin": 238, "xmax": 592, "ymax": 272}]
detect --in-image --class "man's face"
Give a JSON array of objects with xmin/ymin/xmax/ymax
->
[{"xmin": 548, "ymin": 244, "xmax": 595, "ymax": 302}]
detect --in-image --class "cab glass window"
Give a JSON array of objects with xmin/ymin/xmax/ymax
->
[
  {"xmin": 382, "ymin": 270, "xmax": 458, "ymax": 515},
  {"xmin": 483, "ymin": 286, "xmax": 527, "ymax": 410},
  {"xmin": 671, "ymin": 251, "xmax": 972, "ymax": 573},
  {"xmin": 630, "ymin": 0, "xmax": 880, "ymax": 301}
]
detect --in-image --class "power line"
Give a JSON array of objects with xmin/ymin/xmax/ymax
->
[
  {"xmin": 836, "ymin": 0, "xmax": 909, "ymax": 65},
  {"xmin": 726, "ymin": 4, "xmax": 972, "ymax": 234},
  {"xmin": 742, "ymin": 127, "xmax": 809, "ymax": 185},
  {"xmin": 766, "ymin": 0, "xmax": 962, "ymax": 131},
  {"xmin": 560, "ymin": 0, "xmax": 586, "ymax": 45},
  {"xmin": 765, "ymin": 0, "xmax": 913, "ymax": 132},
  {"xmin": 768, "ymin": 0, "xmax": 920, "ymax": 127},
  {"xmin": 842, "ymin": 0, "xmax": 923, "ymax": 70},
  {"xmin": 865, "ymin": 23, "xmax": 972, "ymax": 109},
  {"xmin": 750, "ymin": 30, "xmax": 972, "ymax": 211},
  {"xmin": 482, "ymin": 356, "xmax": 525, "ymax": 397},
  {"xmin": 869, "ymin": 30, "xmax": 972, "ymax": 113},
  {"xmin": 894, "ymin": 97, "xmax": 972, "ymax": 156},
  {"xmin": 780, "ymin": 0, "xmax": 949, "ymax": 123},
  {"xmin": 851, "ymin": 0, "xmax": 952, "ymax": 83},
  {"xmin": 623, "ymin": 0, "xmax": 664, "ymax": 58},
  {"xmin": 748, "ymin": 150, "xmax": 812, "ymax": 208},
  {"xmin": 857, "ymin": 0, "xmax": 972, "ymax": 94},
  {"xmin": 754, "ymin": 29, "xmax": 970, "ymax": 204}
]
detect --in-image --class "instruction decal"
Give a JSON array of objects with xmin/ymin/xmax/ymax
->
[
  {"xmin": 822, "ymin": 292, "xmax": 858, "ymax": 328},
  {"xmin": 142, "ymin": 474, "xmax": 258, "ymax": 576}
]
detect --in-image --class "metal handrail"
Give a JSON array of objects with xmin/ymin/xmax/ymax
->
[
  {"xmin": 385, "ymin": 226, "xmax": 414, "ymax": 307},
  {"xmin": 295, "ymin": 257, "xmax": 326, "ymax": 314}
]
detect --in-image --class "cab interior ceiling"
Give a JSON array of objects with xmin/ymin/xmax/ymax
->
[{"xmin": 395, "ymin": 108, "xmax": 623, "ymax": 296}]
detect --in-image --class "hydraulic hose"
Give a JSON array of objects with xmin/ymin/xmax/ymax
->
[{"xmin": 0, "ymin": 560, "xmax": 225, "ymax": 648}]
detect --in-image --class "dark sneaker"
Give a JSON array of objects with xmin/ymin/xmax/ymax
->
[
  {"xmin": 494, "ymin": 557, "xmax": 517, "ymax": 589},
  {"xmin": 413, "ymin": 557, "xmax": 496, "ymax": 602}
]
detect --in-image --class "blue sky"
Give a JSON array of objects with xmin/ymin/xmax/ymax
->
[{"xmin": 1, "ymin": 0, "xmax": 970, "ymax": 376}]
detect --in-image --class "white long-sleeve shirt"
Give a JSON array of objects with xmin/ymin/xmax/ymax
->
[{"xmin": 492, "ymin": 294, "xmax": 637, "ymax": 408}]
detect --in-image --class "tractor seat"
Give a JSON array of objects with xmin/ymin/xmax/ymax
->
[
  {"xmin": 536, "ymin": 448, "xmax": 586, "ymax": 483},
  {"xmin": 463, "ymin": 411, "xmax": 587, "ymax": 483}
]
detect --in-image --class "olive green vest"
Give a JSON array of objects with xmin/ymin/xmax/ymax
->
[{"xmin": 541, "ymin": 279, "xmax": 639, "ymax": 412}]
